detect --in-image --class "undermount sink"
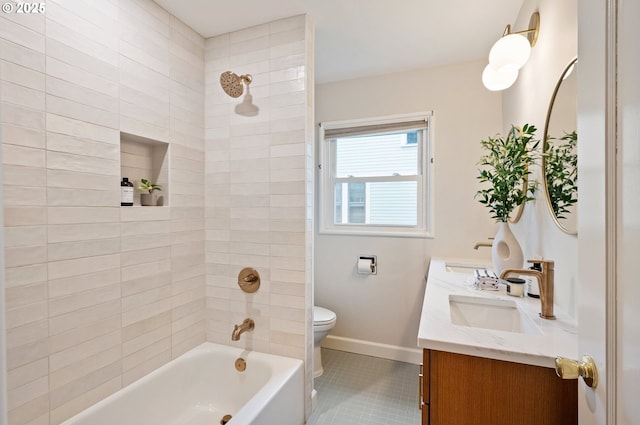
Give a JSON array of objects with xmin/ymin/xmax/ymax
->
[
  {"xmin": 449, "ymin": 294, "xmax": 541, "ymax": 335},
  {"xmin": 444, "ymin": 262, "xmax": 487, "ymax": 274}
]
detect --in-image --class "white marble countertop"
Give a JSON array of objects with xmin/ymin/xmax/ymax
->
[{"xmin": 417, "ymin": 257, "xmax": 578, "ymax": 368}]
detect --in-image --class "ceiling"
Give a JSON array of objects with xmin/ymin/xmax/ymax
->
[{"xmin": 152, "ymin": 0, "xmax": 524, "ymax": 84}]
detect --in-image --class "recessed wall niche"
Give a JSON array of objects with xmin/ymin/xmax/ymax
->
[{"xmin": 120, "ymin": 132, "xmax": 169, "ymax": 206}]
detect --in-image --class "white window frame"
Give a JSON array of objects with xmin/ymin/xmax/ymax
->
[{"xmin": 318, "ymin": 112, "xmax": 435, "ymax": 238}]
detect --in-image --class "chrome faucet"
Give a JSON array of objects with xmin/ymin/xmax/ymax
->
[
  {"xmin": 500, "ymin": 260, "xmax": 556, "ymax": 320},
  {"xmin": 231, "ymin": 318, "xmax": 255, "ymax": 341}
]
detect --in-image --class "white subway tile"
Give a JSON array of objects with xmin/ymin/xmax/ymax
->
[
  {"xmin": 121, "ymin": 260, "xmax": 170, "ymax": 284},
  {"xmin": 122, "ymin": 348, "xmax": 170, "ymax": 388},
  {"xmin": 49, "ymin": 376, "xmax": 120, "ymax": 425},
  {"xmin": 6, "ymin": 299, "xmax": 48, "ymax": 329},
  {"xmin": 2, "ymin": 165, "xmax": 46, "ymax": 187},
  {"xmin": 45, "ymin": 37, "xmax": 117, "ymax": 83},
  {"xmin": 1, "ymin": 80, "xmax": 45, "ymax": 110},
  {"xmin": 7, "ymin": 393, "xmax": 49, "ymax": 425},
  {"xmin": 48, "ymin": 268, "xmax": 120, "ymax": 299},
  {"xmin": 269, "ymin": 129, "xmax": 304, "ymax": 145},
  {"xmin": 6, "ymin": 318, "xmax": 48, "ymax": 349},
  {"xmin": 3, "ymin": 186, "xmax": 46, "ymax": 206},
  {"xmin": 122, "ymin": 272, "xmax": 171, "ymax": 299},
  {"xmin": 121, "ymin": 246, "xmax": 170, "ymax": 267},
  {"xmin": 4, "ymin": 245, "xmax": 46, "ymax": 268},
  {"xmin": 49, "ymin": 358, "xmax": 121, "ymax": 411},
  {"xmin": 3, "ymin": 207, "xmax": 46, "ymax": 226},
  {"xmin": 7, "ymin": 374, "xmax": 48, "ymax": 412},
  {"xmin": 7, "ymin": 357, "xmax": 48, "ymax": 391},
  {"xmin": 48, "ymin": 222, "xmax": 120, "ymax": 243},
  {"xmin": 119, "ymin": 0, "xmax": 171, "ymax": 37},
  {"xmin": 122, "ymin": 298, "xmax": 171, "ymax": 328},
  {"xmin": 270, "ymin": 53, "xmax": 305, "ymax": 73},
  {"xmin": 122, "ymin": 336, "xmax": 171, "ymax": 378},
  {"xmin": 123, "ymin": 320, "xmax": 171, "ymax": 357},
  {"xmin": 46, "ymin": 55, "xmax": 118, "ymax": 97},
  {"xmin": 0, "ymin": 38, "xmax": 44, "ymax": 72},
  {"xmin": 120, "ymin": 205, "xmax": 170, "ymax": 221},
  {"xmin": 0, "ymin": 16, "xmax": 44, "ymax": 52},
  {"xmin": 48, "ymin": 298, "xmax": 119, "ymax": 337},
  {"xmin": 48, "ymin": 253, "xmax": 120, "ymax": 280},
  {"xmin": 5, "ymin": 282, "xmax": 46, "ymax": 312},
  {"xmin": 49, "ymin": 284, "xmax": 120, "ymax": 318},
  {"xmin": 45, "ymin": 19, "xmax": 118, "ymax": 67},
  {"xmin": 47, "ymin": 114, "xmax": 119, "ymax": 144},
  {"xmin": 119, "ymin": 116, "xmax": 170, "ymax": 143},
  {"xmin": 1, "ymin": 102, "xmax": 45, "ymax": 130},
  {"xmin": 47, "ymin": 150, "xmax": 119, "ymax": 176},
  {"xmin": 121, "ymin": 233, "xmax": 171, "ymax": 252},
  {"xmin": 3, "ymin": 142, "xmax": 45, "ymax": 167},
  {"xmin": 49, "ymin": 329, "xmax": 121, "ymax": 372},
  {"xmin": 47, "ymin": 206, "xmax": 119, "ymax": 224},
  {"xmin": 1, "ymin": 123, "xmax": 45, "ymax": 149},
  {"xmin": 46, "ymin": 1, "xmax": 118, "ymax": 47},
  {"xmin": 48, "ymin": 237, "xmax": 120, "ymax": 262},
  {"xmin": 46, "ymin": 75, "xmax": 118, "ymax": 112},
  {"xmin": 49, "ymin": 345, "xmax": 120, "ymax": 390},
  {"xmin": 47, "ymin": 188, "xmax": 119, "ymax": 207},
  {"xmin": 47, "ymin": 95, "xmax": 119, "ymax": 129}
]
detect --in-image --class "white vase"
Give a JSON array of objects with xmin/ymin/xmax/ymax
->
[{"xmin": 491, "ymin": 222, "xmax": 524, "ymax": 275}]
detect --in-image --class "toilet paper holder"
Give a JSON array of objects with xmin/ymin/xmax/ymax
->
[{"xmin": 357, "ymin": 256, "xmax": 377, "ymax": 275}]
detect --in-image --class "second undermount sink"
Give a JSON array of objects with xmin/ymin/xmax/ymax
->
[
  {"xmin": 449, "ymin": 294, "xmax": 541, "ymax": 335},
  {"xmin": 444, "ymin": 262, "xmax": 488, "ymax": 274}
]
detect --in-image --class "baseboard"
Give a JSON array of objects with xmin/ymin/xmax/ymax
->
[{"xmin": 321, "ymin": 335, "xmax": 422, "ymax": 364}]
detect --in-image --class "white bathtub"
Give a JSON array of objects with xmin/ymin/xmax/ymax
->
[{"xmin": 59, "ymin": 342, "xmax": 304, "ymax": 425}]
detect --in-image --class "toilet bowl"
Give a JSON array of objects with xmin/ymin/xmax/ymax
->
[{"xmin": 313, "ymin": 306, "xmax": 337, "ymax": 377}]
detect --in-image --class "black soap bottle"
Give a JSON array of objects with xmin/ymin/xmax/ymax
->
[{"xmin": 121, "ymin": 177, "xmax": 134, "ymax": 206}]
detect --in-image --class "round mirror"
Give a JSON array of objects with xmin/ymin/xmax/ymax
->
[{"xmin": 543, "ymin": 58, "xmax": 578, "ymax": 235}]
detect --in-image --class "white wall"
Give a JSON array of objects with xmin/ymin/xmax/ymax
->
[
  {"xmin": 315, "ymin": 61, "xmax": 502, "ymax": 352},
  {"xmin": 503, "ymin": 0, "xmax": 578, "ymax": 318}
]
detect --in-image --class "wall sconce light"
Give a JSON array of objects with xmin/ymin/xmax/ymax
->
[{"xmin": 482, "ymin": 12, "xmax": 540, "ymax": 91}]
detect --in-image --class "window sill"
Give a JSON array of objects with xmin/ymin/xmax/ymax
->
[{"xmin": 318, "ymin": 227, "xmax": 434, "ymax": 239}]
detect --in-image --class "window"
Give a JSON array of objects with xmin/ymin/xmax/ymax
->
[{"xmin": 319, "ymin": 113, "xmax": 434, "ymax": 237}]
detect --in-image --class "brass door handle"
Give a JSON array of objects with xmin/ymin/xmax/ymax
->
[{"xmin": 555, "ymin": 355, "xmax": 598, "ymax": 388}]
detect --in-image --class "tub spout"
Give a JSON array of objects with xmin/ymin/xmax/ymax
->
[{"xmin": 232, "ymin": 318, "xmax": 255, "ymax": 341}]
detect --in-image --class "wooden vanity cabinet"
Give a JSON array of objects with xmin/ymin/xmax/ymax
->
[{"xmin": 420, "ymin": 349, "xmax": 577, "ymax": 425}]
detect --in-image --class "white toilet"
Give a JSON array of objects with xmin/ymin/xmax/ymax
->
[{"xmin": 313, "ymin": 306, "xmax": 337, "ymax": 377}]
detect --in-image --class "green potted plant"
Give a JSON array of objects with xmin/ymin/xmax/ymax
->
[
  {"xmin": 475, "ymin": 124, "xmax": 539, "ymax": 273},
  {"xmin": 139, "ymin": 178, "xmax": 162, "ymax": 206}
]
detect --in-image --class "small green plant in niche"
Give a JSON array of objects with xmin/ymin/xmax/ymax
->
[
  {"xmin": 139, "ymin": 178, "xmax": 162, "ymax": 206},
  {"xmin": 545, "ymin": 131, "xmax": 577, "ymax": 219},
  {"xmin": 476, "ymin": 124, "xmax": 539, "ymax": 222},
  {"xmin": 139, "ymin": 178, "xmax": 162, "ymax": 194}
]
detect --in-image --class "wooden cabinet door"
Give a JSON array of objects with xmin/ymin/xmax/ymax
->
[{"xmin": 428, "ymin": 350, "xmax": 577, "ymax": 425}]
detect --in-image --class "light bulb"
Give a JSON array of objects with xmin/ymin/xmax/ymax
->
[
  {"xmin": 489, "ymin": 34, "xmax": 531, "ymax": 72},
  {"xmin": 482, "ymin": 64, "xmax": 518, "ymax": 91}
]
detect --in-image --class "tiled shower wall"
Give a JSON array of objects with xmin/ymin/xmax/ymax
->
[
  {"xmin": 1, "ymin": 0, "xmax": 206, "ymax": 423},
  {"xmin": 204, "ymin": 15, "xmax": 314, "ymax": 416}
]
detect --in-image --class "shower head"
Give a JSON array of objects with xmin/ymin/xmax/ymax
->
[{"xmin": 220, "ymin": 71, "xmax": 252, "ymax": 98}]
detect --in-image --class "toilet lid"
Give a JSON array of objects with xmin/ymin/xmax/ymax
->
[{"xmin": 314, "ymin": 306, "xmax": 336, "ymax": 325}]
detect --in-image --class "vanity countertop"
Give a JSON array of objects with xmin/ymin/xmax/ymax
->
[{"xmin": 417, "ymin": 257, "xmax": 578, "ymax": 368}]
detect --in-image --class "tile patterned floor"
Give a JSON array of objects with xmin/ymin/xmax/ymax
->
[{"xmin": 307, "ymin": 349, "xmax": 422, "ymax": 425}]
